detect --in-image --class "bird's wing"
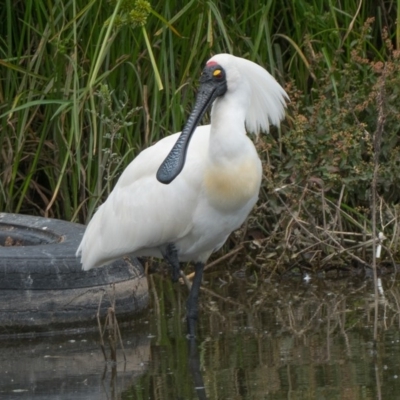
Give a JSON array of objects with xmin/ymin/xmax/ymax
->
[{"xmin": 77, "ymin": 126, "xmax": 210, "ymax": 270}]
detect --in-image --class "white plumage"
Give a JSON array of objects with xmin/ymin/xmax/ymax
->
[{"xmin": 77, "ymin": 53, "xmax": 288, "ymax": 336}]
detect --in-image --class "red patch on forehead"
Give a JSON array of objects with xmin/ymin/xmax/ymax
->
[{"xmin": 206, "ymin": 60, "xmax": 218, "ymax": 66}]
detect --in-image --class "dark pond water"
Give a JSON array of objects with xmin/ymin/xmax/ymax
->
[{"xmin": 2, "ymin": 271, "xmax": 400, "ymax": 399}]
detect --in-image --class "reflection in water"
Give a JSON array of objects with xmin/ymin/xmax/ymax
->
[
  {"xmin": 132, "ymin": 273, "xmax": 400, "ymax": 399},
  {"xmin": 2, "ymin": 274, "xmax": 400, "ymax": 399},
  {"xmin": 0, "ymin": 332, "xmax": 150, "ymax": 400},
  {"xmin": 188, "ymin": 338, "xmax": 208, "ymax": 400}
]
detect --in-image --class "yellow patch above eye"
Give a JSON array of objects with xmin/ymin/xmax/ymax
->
[{"xmin": 213, "ymin": 69, "xmax": 222, "ymax": 77}]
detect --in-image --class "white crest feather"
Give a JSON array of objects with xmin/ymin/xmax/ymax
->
[{"xmin": 209, "ymin": 54, "xmax": 289, "ymax": 134}]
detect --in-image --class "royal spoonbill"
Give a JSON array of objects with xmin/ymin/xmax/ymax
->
[{"xmin": 77, "ymin": 53, "xmax": 288, "ymax": 337}]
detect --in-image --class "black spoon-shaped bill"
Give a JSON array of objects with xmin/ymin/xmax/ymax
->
[{"xmin": 156, "ymin": 64, "xmax": 227, "ymax": 185}]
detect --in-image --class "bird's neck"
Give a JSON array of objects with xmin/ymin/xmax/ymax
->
[
  {"xmin": 203, "ymin": 96, "xmax": 261, "ymax": 212},
  {"xmin": 208, "ymin": 95, "xmax": 249, "ymax": 164}
]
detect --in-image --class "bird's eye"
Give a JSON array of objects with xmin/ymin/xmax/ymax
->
[{"xmin": 213, "ymin": 69, "xmax": 223, "ymax": 78}]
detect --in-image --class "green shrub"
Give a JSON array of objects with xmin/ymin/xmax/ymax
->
[{"xmin": 252, "ymin": 20, "xmax": 400, "ymax": 271}]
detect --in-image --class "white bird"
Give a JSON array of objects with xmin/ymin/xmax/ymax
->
[{"xmin": 77, "ymin": 53, "xmax": 288, "ymax": 337}]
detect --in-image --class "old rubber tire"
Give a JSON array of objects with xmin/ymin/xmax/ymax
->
[{"xmin": 0, "ymin": 213, "xmax": 149, "ymax": 336}]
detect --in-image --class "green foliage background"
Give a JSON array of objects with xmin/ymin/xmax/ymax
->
[{"xmin": 1, "ymin": 0, "xmax": 399, "ymax": 267}]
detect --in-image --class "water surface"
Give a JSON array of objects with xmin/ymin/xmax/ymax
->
[{"xmin": 2, "ymin": 273, "xmax": 400, "ymax": 399}]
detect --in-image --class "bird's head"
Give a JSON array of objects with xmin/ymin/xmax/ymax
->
[
  {"xmin": 208, "ymin": 54, "xmax": 288, "ymax": 134},
  {"xmin": 156, "ymin": 54, "xmax": 288, "ymax": 184}
]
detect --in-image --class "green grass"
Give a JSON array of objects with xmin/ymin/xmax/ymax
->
[{"xmin": 1, "ymin": 0, "xmax": 399, "ymax": 268}]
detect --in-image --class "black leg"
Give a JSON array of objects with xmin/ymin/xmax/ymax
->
[
  {"xmin": 186, "ymin": 262, "xmax": 204, "ymax": 338},
  {"xmin": 162, "ymin": 243, "xmax": 181, "ymax": 282}
]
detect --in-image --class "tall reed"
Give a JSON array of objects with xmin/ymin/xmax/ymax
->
[{"xmin": 1, "ymin": 0, "xmax": 391, "ymax": 222}]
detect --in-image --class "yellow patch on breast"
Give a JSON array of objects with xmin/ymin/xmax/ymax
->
[{"xmin": 204, "ymin": 159, "xmax": 261, "ymax": 212}]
